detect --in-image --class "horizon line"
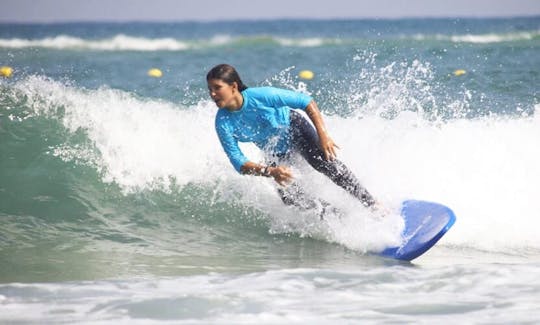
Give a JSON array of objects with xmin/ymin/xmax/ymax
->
[{"xmin": 1, "ymin": 14, "xmax": 539, "ymax": 25}]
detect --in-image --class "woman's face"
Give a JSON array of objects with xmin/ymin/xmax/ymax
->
[{"xmin": 207, "ymin": 78, "xmax": 238, "ymax": 109}]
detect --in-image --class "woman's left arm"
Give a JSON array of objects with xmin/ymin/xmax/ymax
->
[{"xmin": 304, "ymin": 101, "xmax": 339, "ymax": 161}]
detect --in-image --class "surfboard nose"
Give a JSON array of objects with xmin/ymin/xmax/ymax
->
[{"xmin": 379, "ymin": 200, "xmax": 456, "ymax": 261}]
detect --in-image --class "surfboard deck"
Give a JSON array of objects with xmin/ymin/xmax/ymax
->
[{"xmin": 379, "ymin": 200, "xmax": 456, "ymax": 261}]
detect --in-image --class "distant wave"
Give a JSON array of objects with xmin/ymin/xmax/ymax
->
[
  {"xmin": 449, "ymin": 30, "xmax": 540, "ymax": 43},
  {"xmin": 0, "ymin": 30, "xmax": 537, "ymax": 52},
  {"xmin": 0, "ymin": 34, "xmax": 190, "ymax": 51},
  {"xmin": 412, "ymin": 30, "xmax": 540, "ymax": 43},
  {"xmin": 0, "ymin": 34, "xmax": 338, "ymax": 51}
]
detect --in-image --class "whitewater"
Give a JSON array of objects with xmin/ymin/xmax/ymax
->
[{"xmin": 5, "ymin": 74, "xmax": 540, "ymax": 252}]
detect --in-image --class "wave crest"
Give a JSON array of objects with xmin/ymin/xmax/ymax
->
[
  {"xmin": 411, "ymin": 30, "xmax": 540, "ymax": 43},
  {"xmin": 0, "ymin": 34, "xmax": 190, "ymax": 51},
  {"xmin": 1, "ymin": 29, "xmax": 537, "ymax": 52},
  {"xmin": 0, "ymin": 34, "xmax": 337, "ymax": 51}
]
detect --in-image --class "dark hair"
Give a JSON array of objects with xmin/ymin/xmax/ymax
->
[{"xmin": 206, "ymin": 64, "xmax": 248, "ymax": 91}]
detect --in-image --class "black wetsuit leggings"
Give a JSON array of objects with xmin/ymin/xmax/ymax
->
[{"xmin": 274, "ymin": 110, "xmax": 375, "ymax": 208}]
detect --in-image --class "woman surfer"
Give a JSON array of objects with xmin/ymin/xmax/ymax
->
[{"xmin": 207, "ymin": 64, "xmax": 376, "ymax": 212}]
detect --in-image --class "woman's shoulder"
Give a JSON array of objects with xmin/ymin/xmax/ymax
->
[
  {"xmin": 243, "ymin": 86, "xmax": 296, "ymax": 99},
  {"xmin": 243, "ymin": 86, "xmax": 278, "ymax": 95},
  {"xmin": 215, "ymin": 110, "xmax": 232, "ymax": 131},
  {"xmin": 215, "ymin": 108, "xmax": 230, "ymax": 121},
  {"xmin": 244, "ymin": 86, "xmax": 311, "ymax": 108}
]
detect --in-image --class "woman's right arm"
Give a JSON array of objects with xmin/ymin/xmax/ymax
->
[
  {"xmin": 240, "ymin": 161, "xmax": 293, "ymax": 186},
  {"xmin": 217, "ymin": 117, "xmax": 293, "ymax": 185}
]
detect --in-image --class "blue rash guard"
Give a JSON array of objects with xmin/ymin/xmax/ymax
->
[{"xmin": 215, "ymin": 87, "xmax": 313, "ymax": 172}]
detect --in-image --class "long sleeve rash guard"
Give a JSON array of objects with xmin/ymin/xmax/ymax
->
[{"xmin": 215, "ymin": 87, "xmax": 313, "ymax": 172}]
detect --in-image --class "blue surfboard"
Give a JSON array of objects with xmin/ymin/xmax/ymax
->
[{"xmin": 379, "ymin": 200, "xmax": 456, "ymax": 261}]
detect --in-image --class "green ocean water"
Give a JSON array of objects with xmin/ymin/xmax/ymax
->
[{"xmin": 1, "ymin": 17, "xmax": 540, "ymax": 323}]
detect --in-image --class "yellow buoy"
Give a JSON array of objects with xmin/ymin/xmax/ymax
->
[
  {"xmin": 0, "ymin": 66, "xmax": 13, "ymax": 78},
  {"xmin": 298, "ymin": 70, "xmax": 314, "ymax": 80},
  {"xmin": 147, "ymin": 68, "xmax": 163, "ymax": 78},
  {"xmin": 453, "ymin": 69, "xmax": 466, "ymax": 77}
]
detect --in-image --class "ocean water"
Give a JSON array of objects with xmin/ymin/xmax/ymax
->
[{"xmin": 1, "ymin": 17, "xmax": 540, "ymax": 323}]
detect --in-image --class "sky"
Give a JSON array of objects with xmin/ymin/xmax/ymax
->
[{"xmin": 1, "ymin": 0, "xmax": 540, "ymax": 23}]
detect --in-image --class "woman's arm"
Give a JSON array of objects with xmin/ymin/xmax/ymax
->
[
  {"xmin": 240, "ymin": 161, "xmax": 293, "ymax": 186},
  {"xmin": 237, "ymin": 100, "xmax": 335, "ymax": 186},
  {"xmin": 305, "ymin": 101, "xmax": 339, "ymax": 161}
]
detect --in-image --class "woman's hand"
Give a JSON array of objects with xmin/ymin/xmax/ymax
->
[
  {"xmin": 268, "ymin": 165, "xmax": 294, "ymax": 186},
  {"xmin": 318, "ymin": 132, "xmax": 339, "ymax": 161},
  {"xmin": 241, "ymin": 162, "xmax": 293, "ymax": 186}
]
